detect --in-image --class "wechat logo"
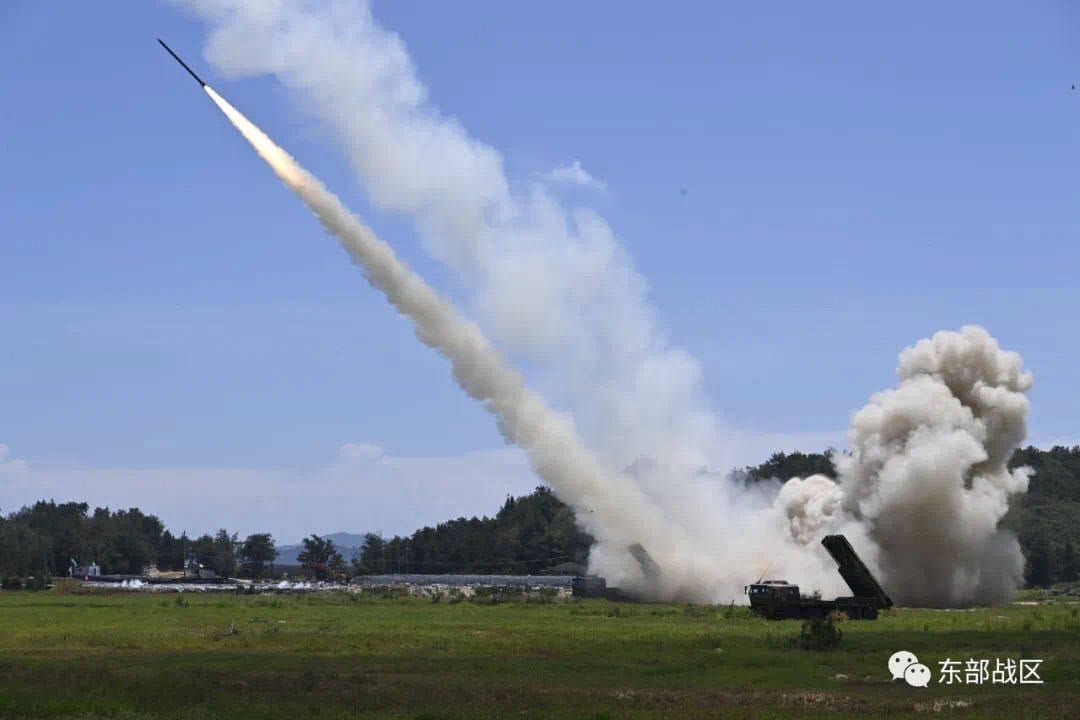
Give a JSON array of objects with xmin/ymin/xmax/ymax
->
[{"xmin": 890, "ymin": 650, "xmax": 931, "ymax": 688}]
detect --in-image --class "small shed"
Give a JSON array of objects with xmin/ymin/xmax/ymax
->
[{"xmin": 70, "ymin": 562, "xmax": 100, "ymax": 578}]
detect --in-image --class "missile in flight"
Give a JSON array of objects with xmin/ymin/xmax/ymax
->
[{"xmin": 158, "ymin": 39, "xmax": 206, "ymax": 88}]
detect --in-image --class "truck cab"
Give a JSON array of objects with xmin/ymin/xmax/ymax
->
[{"xmin": 745, "ymin": 580, "xmax": 801, "ymax": 618}]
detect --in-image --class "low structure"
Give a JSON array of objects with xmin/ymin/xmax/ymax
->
[
  {"xmin": 69, "ymin": 561, "xmax": 100, "ymax": 578},
  {"xmin": 351, "ymin": 574, "xmax": 577, "ymax": 589}
]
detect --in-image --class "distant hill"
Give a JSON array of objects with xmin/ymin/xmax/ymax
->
[{"xmin": 276, "ymin": 533, "xmax": 365, "ymax": 566}]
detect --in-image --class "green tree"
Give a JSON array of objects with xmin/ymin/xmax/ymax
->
[
  {"xmin": 745, "ymin": 451, "xmax": 837, "ymax": 483},
  {"xmin": 19, "ymin": 501, "xmax": 89, "ymax": 575},
  {"xmin": 1026, "ymin": 533, "xmax": 1054, "ymax": 588},
  {"xmin": 187, "ymin": 531, "xmax": 239, "ymax": 576},
  {"xmin": 157, "ymin": 530, "xmax": 187, "ymax": 572},
  {"xmin": 354, "ymin": 533, "xmax": 386, "ymax": 575},
  {"xmin": 240, "ymin": 533, "xmax": 277, "ymax": 578},
  {"xmin": 298, "ymin": 534, "xmax": 341, "ymax": 580},
  {"xmin": 328, "ymin": 552, "xmax": 347, "ymax": 578},
  {"xmin": 0, "ymin": 517, "xmax": 51, "ymax": 582},
  {"xmin": 97, "ymin": 508, "xmax": 163, "ymax": 575},
  {"xmin": 1062, "ymin": 539, "xmax": 1079, "ymax": 583},
  {"xmin": 213, "ymin": 529, "xmax": 239, "ymax": 578},
  {"xmin": 191, "ymin": 534, "xmax": 217, "ymax": 574}
]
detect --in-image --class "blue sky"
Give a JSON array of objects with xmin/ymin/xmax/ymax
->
[{"xmin": 2, "ymin": 1, "xmax": 1078, "ymax": 540}]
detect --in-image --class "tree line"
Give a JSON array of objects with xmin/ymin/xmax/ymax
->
[
  {"xmin": 0, "ymin": 502, "xmax": 280, "ymax": 587},
  {"xmin": 3, "ymin": 446, "xmax": 1078, "ymax": 589},
  {"xmin": 0, "ymin": 484, "xmax": 592, "ymax": 586},
  {"xmin": 1006, "ymin": 446, "xmax": 1080, "ymax": 586},
  {"xmin": 351, "ymin": 486, "xmax": 593, "ymax": 576}
]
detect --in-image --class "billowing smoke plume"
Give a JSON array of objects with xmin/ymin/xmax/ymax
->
[
  {"xmin": 201, "ymin": 85, "xmax": 720, "ymax": 601},
  {"xmin": 775, "ymin": 327, "xmax": 1032, "ymax": 606}
]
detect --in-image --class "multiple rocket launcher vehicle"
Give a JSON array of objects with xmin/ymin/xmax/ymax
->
[{"xmin": 745, "ymin": 534, "xmax": 894, "ymax": 620}]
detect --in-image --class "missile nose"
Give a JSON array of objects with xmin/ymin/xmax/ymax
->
[{"xmin": 158, "ymin": 38, "xmax": 207, "ymax": 88}]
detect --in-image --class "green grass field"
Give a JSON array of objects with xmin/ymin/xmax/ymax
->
[{"xmin": 0, "ymin": 589, "xmax": 1076, "ymax": 719}]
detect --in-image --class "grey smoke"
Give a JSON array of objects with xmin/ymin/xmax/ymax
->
[{"xmin": 774, "ymin": 326, "xmax": 1032, "ymax": 606}]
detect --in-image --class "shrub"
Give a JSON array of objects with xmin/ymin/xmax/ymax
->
[
  {"xmin": 51, "ymin": 579, "xmax": 81, "ymax": 595},
  {"xmin": 682, "ymin": 604, "xmax": 711, "ymax": 618},
  {"xmin": 471, "ymin": 586, "xmax": 524, "ymax": 605},
  {"xmin": 798, "ymin": 617, "xmax": 843, "ymax": 651},
  {"xmin": 208, "ymin": 622, "xmax": 241, "ymax": 641},
  {"xmin": 25, "ymin": 576, "xmax": 50, "ymax": 591}
]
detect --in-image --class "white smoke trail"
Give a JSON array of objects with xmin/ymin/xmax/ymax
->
[
  {"xmin": 773, "ymin": 326, "xmax": 1032, "ymax": 607},
  {"xmin": 201, "ymin": 84, "xmax": 717, "ymax": 601},
  {"xmin": 176, "ymin": 0, "xmax": 739, "ymax": 595},
  {"xmin": 176, "ymin": 0, "xmax": 725, "ymax": 485}
]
